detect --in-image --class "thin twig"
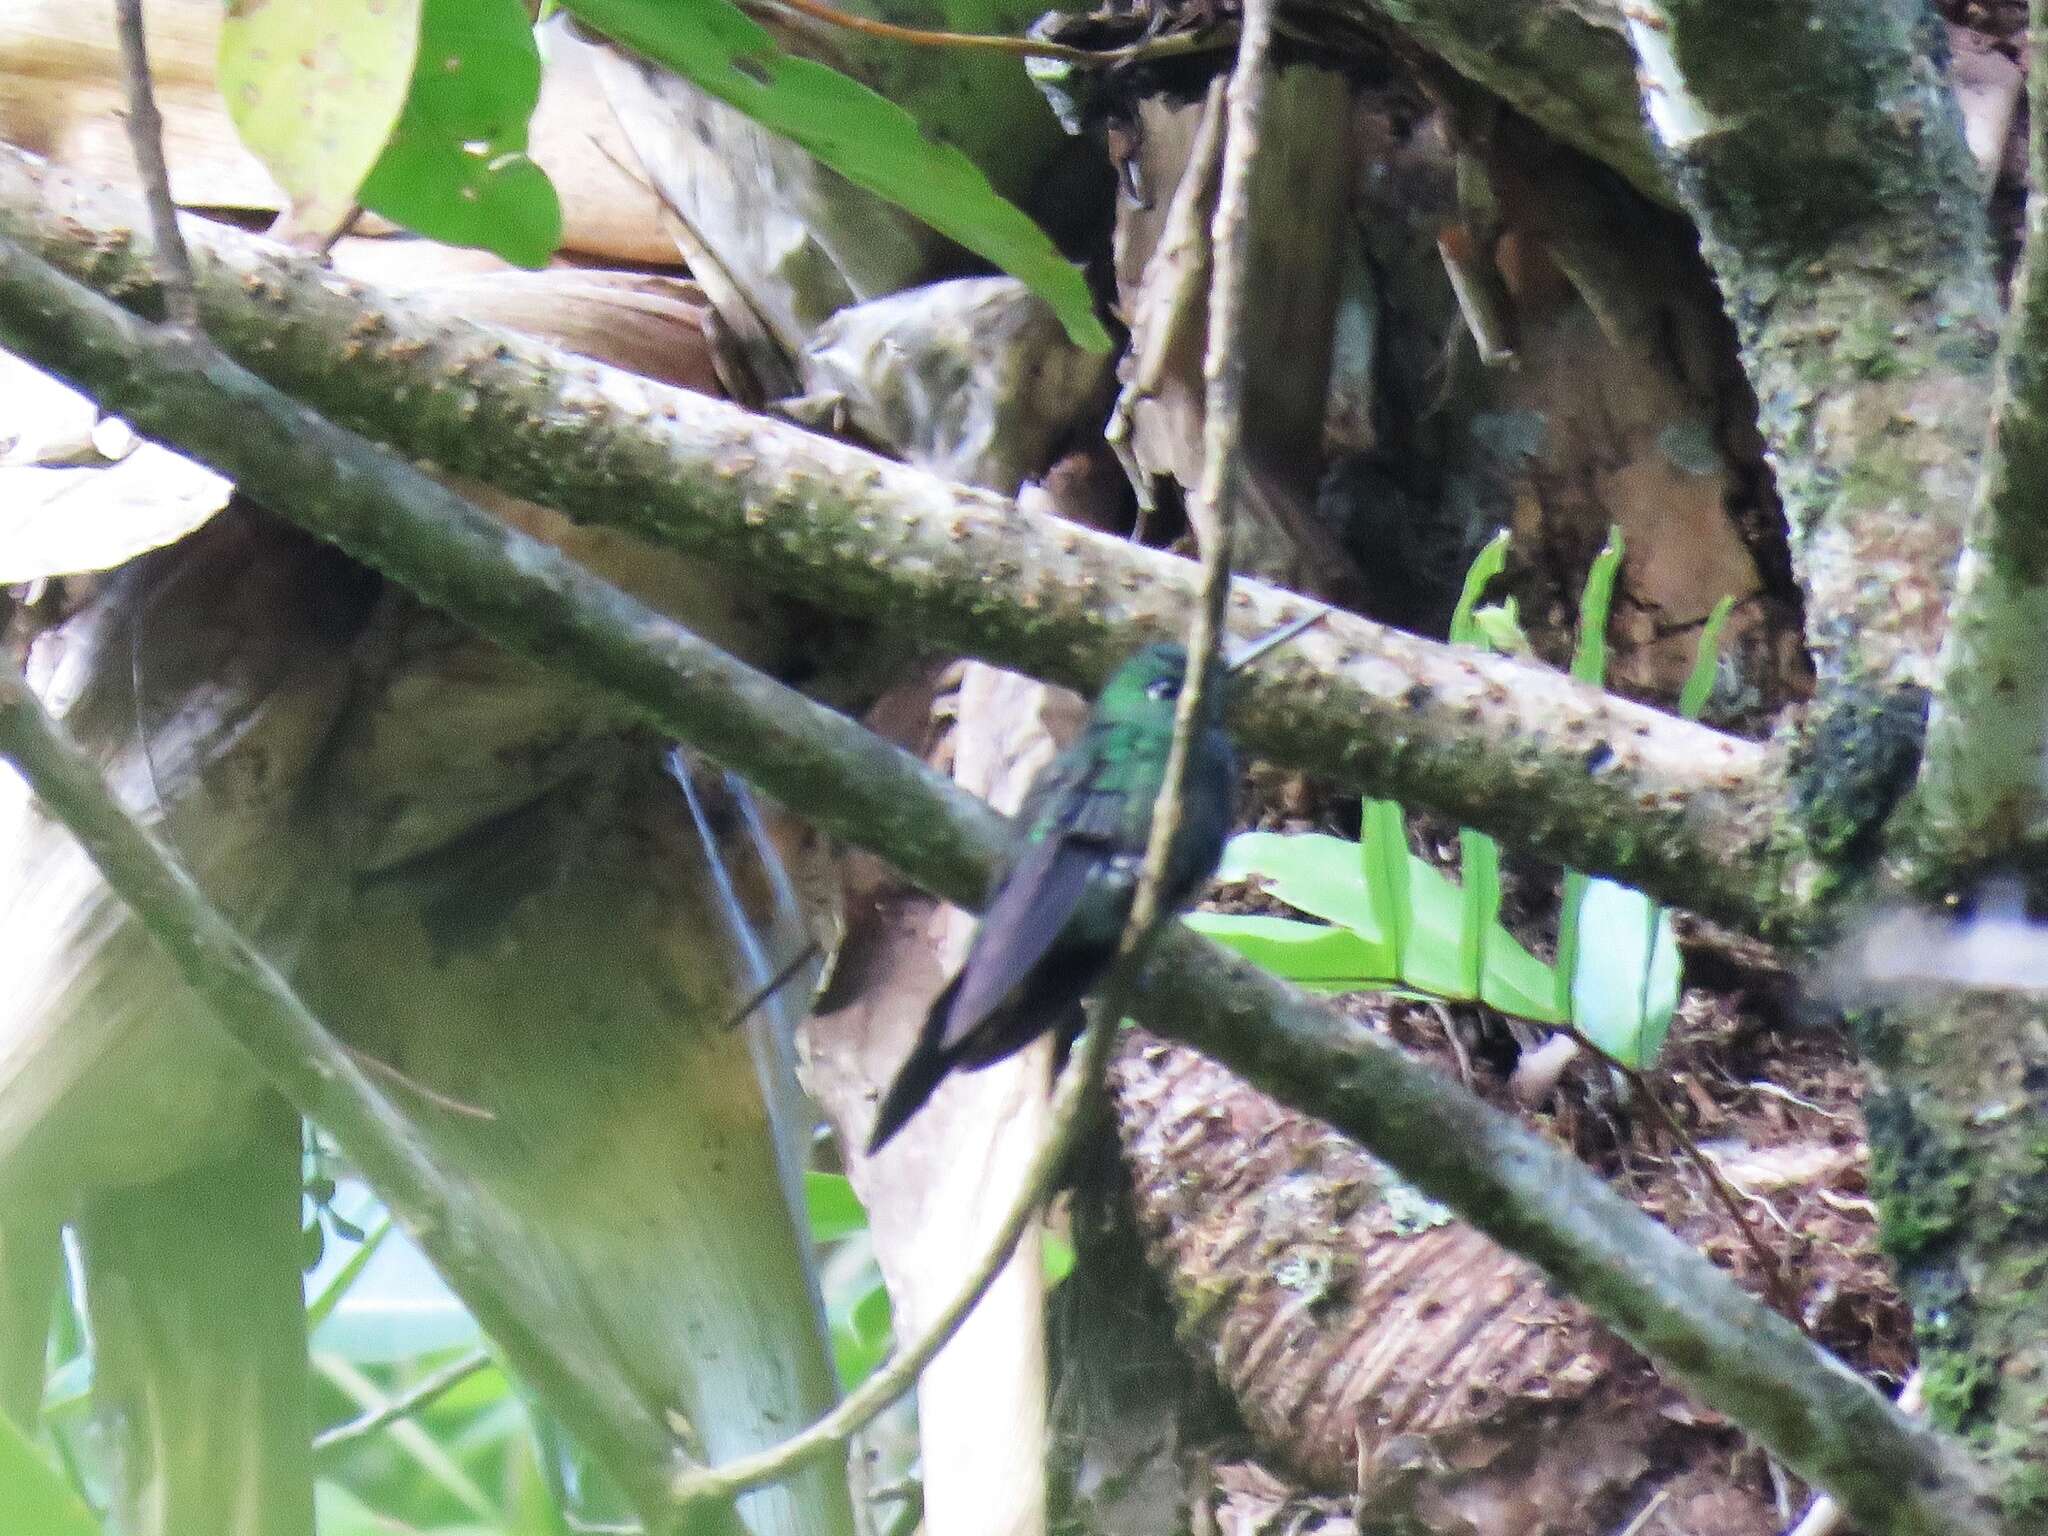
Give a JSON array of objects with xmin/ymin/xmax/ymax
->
[
  {"xmin": 111, "ymin": 0, "xmax": 198, "ymax": 331},
  {"xmin": 1601, "ymin": 1047, "xmax": 1798, "ymax": 1322},
  {"xmin": 312, "ymin": 1348, "xmax": 495, "ymax": 1452},
  {"xmin": 719, "ymin": 940, "xmax": 821, "ymax": 1031},
  {"xmin": 1124, "ymin": 0, "xmax": 1275, "ymax": 946},
  {"xmin": 343, "ymin": 1042, "xmax": 497, "ymax": 1121}
]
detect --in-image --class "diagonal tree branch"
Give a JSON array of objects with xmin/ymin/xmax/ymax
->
[
  {"xmin": 0, "ymin": 146, "xmax": 1812, "ymax": 939},
  {"xmin": 0, "ymin": 231, "xmax": 2007, "ymax": 1536}
]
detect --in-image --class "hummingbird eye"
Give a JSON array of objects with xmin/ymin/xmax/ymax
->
[{"xmin": 1146, "ymin": 677, "xmax": 1180, "ymax": 701}]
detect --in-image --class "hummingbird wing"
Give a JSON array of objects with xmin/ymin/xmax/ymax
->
[{"xmin": 935, "ymin": 824, "xmax": 1119, "ymax": 1062}]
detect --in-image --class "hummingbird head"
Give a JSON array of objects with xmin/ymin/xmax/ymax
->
[{"xmin": 1092, "ymin": 643, "xmax": 1224, "ymax": 729}]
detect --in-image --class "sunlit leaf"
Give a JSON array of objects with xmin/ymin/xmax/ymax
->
[
  {"xmin": 1185, "ymin": 911, "xmax": 1394, "ymax": 987},
  {"xmin": 220, "ymin": 0, "xmax": 424, "ymax": 237},
  {"xmin": 357, "ymin": 0, "xmax": 563, "ymax": 267},
  {"xmin": 805, "ymin": 1170, "xmax": 869, "ymax": 1244},
  {"xmin": 0, "ymin": 1411, "xmax": 97, "ymax": 1536},
  {"xmin": 1219, "ymin": 831, "xmax": 1384, "ymax": 936},
  {"xmin": 562, "ymin": 0, "xmax": 1107, "ymax": 351},
  {"xmin": 1569, "ymin": 878, "xmax": 1681, "ymax": 1068},
  {"xmin": 1458, "ymin": 828, "xmax": 1499, "ymax": 998},
  {"xmin": 1360, "ymin": 799, "xmax": 1412, "ymax": 977}
]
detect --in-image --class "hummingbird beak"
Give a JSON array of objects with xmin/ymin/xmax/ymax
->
[{"xmin": 1225, "ymin": 607, "xmax": 1330, "ymax": 673}]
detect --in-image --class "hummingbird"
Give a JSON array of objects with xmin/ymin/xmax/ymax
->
[{"xmin": 866, "ymin": 642, "xmax": 1237, "ymax": 1153}]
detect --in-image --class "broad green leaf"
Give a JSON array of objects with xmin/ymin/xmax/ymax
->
[
  {"xmin": 220, "ymin": 0, "xmax": 423, "ymax": 237},
  {"xmin": 1361, "ymin": 800, "xmax": 1412, "ymax": 977},
  {"xmin": 0, "ymin": 1411, "xmax": 98, "ymax": 1536},
  {"xmin": 1455, "ymin": 826, "xmax": 1564, "ymax": 1020},
  {"xmin": 563, "ymin": 0, "xmax": 1109, "ymax": 352},
  {"xmin": 1393, "ymin": 847, "xmax": 1480, "ymax": 1000},
  {"xmin": 1458, "ymin": 828, "xmax": 1500, "ymax": 997},
  {"xmin": 1480, "ymin": 930, "xmax": 1563, "ymax": 1022},
  {"xmin": 1568, "ymin": 878, "xmax": 1681, "ymax": 1068},
  {"xmin": 1679, "ymin": 593, "xmax": 1737, "ymax": 720},
  {"xmin": 1449, "ymin": 530, "xmax": 1512, "ymax": 647},
  {"xmin": 1185, "ymin": 912, "xmax": 1394, "ymax": 987},
  {"xmin": 357, "ymin": 0, "xmax": 562, "ymax": 267},
  {"xmin": 1570, "ymin": 527, "xmax": 1625, "ymax": 684},
  {"xmin": 1556, "ymin": 868, "xmax": 1589, "ymax": 1021},
  {"xmin": 1219, "ymin": 831, "xmax": 1385, "ymax": 936},
  {"xmin": 805, "ymin": 1170, "xmax": 869, "ymax": 1244},
  {"xmin": 852, "ymin": 1276, "xmax": 893, "ymax": 1347}
]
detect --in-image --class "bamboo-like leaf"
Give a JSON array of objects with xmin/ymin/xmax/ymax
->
[
  {"xmin": 306, "ymin": 1215, "xmax": 394, "ymax": 1334},
  {"xmin": 1570, "ymin": 527, "xmax": 1625, "ymax": 684},
  {"xmin": 1449, "ymin": 529, "xmax": 1512, "ymax": 647},
  {"xmin": 1186, "ymin": 911, "xmax": 1395, "ymax": 987},
  {"xmin": 1679, "ymin": 593, "xmax": 1738, "ymax": 720},
  {"xmin": 1361, "ymin": 799, "xmax": 1413, "ymax": 979},
  {"xmin": 563, "ymin": 0, "xmax": 1108, "ymax": 351},
  {"xmin": 1458, "ymin": 828, "xmax": 1499, "ymax": 999},
  {"xmin": 804, "ymin": 1170, "xmax": 870, "ymax": 1245},
  {"xmin": 1568, "ymin": 879, "xmax": 1681, "ymax": 1068}
]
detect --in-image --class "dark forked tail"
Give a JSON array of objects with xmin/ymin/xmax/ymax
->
[{"xmin": 865, "ymin": 977, "xmax": 963, "ymax": 1154}]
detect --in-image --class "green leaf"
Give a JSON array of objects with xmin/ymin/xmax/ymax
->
[
  {"xmin": 1472, "ymin": 600, "xmax": 1531, "ymax": 655},
  {"xmin": 1042, "ymin": 1230, "xmax": 1076, "ymax": 1286},
  {"xmin": 0, "ymin": 1411, "xmax": 98, "ymax": 1536},
  {"xmin": 356, "ymin": 0, "xmax": 563, "ymax": 268},
  {"xmin": 1479, "ymin": 930, "xmax": 1563, "ymax": 1022},
  {"xmin": 1556, "ymin": 868, "xmax": 1589, "ymax": 1022},
  {"xmin": 1361, "ymin": 800, "xmax": 1413, "ymax": 978},
  {"xmin": 1219, "ymin": 831, "xmax": 1386, "ymax": 937},
  {"xmin": 1570, "ymin": 527, "xmax": 1625, "ymax": 684},
  {"xmin": 1678, "ymin": 593, "xmax": 1737, "ymax": 720},
  {"xmin": 829, "ymin": 1268, "xmax": 895, "ymax": 1387},
  {"xmin": 1391, "ymin": 847, "xmax": 1480, "ymax": 1000},
  {"xmin": 1448, "ymin": 530, "xmax": 1512, "ymax": 647},
  {"xmin": 1458, "ymin": 828, "xmax": 1500, "ymax": 998},
  {"xmin": 562, "ymin": 0, "xmax": 1108, "ymax": 352},
  {"xmin": 220, "ymin": 0, "xmax": 424, "ymax": 237},
  {"xmin": 804, "ymin": 1170, "xmax": 869, "ymax": 1245},
  {"xmin": 1568, "ymin": 878, "xmax": 1681, "ymax": 1068},
  {"xmin": 1185, "ymin": 912, "xmax": 1394, "ymax": 988}
]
